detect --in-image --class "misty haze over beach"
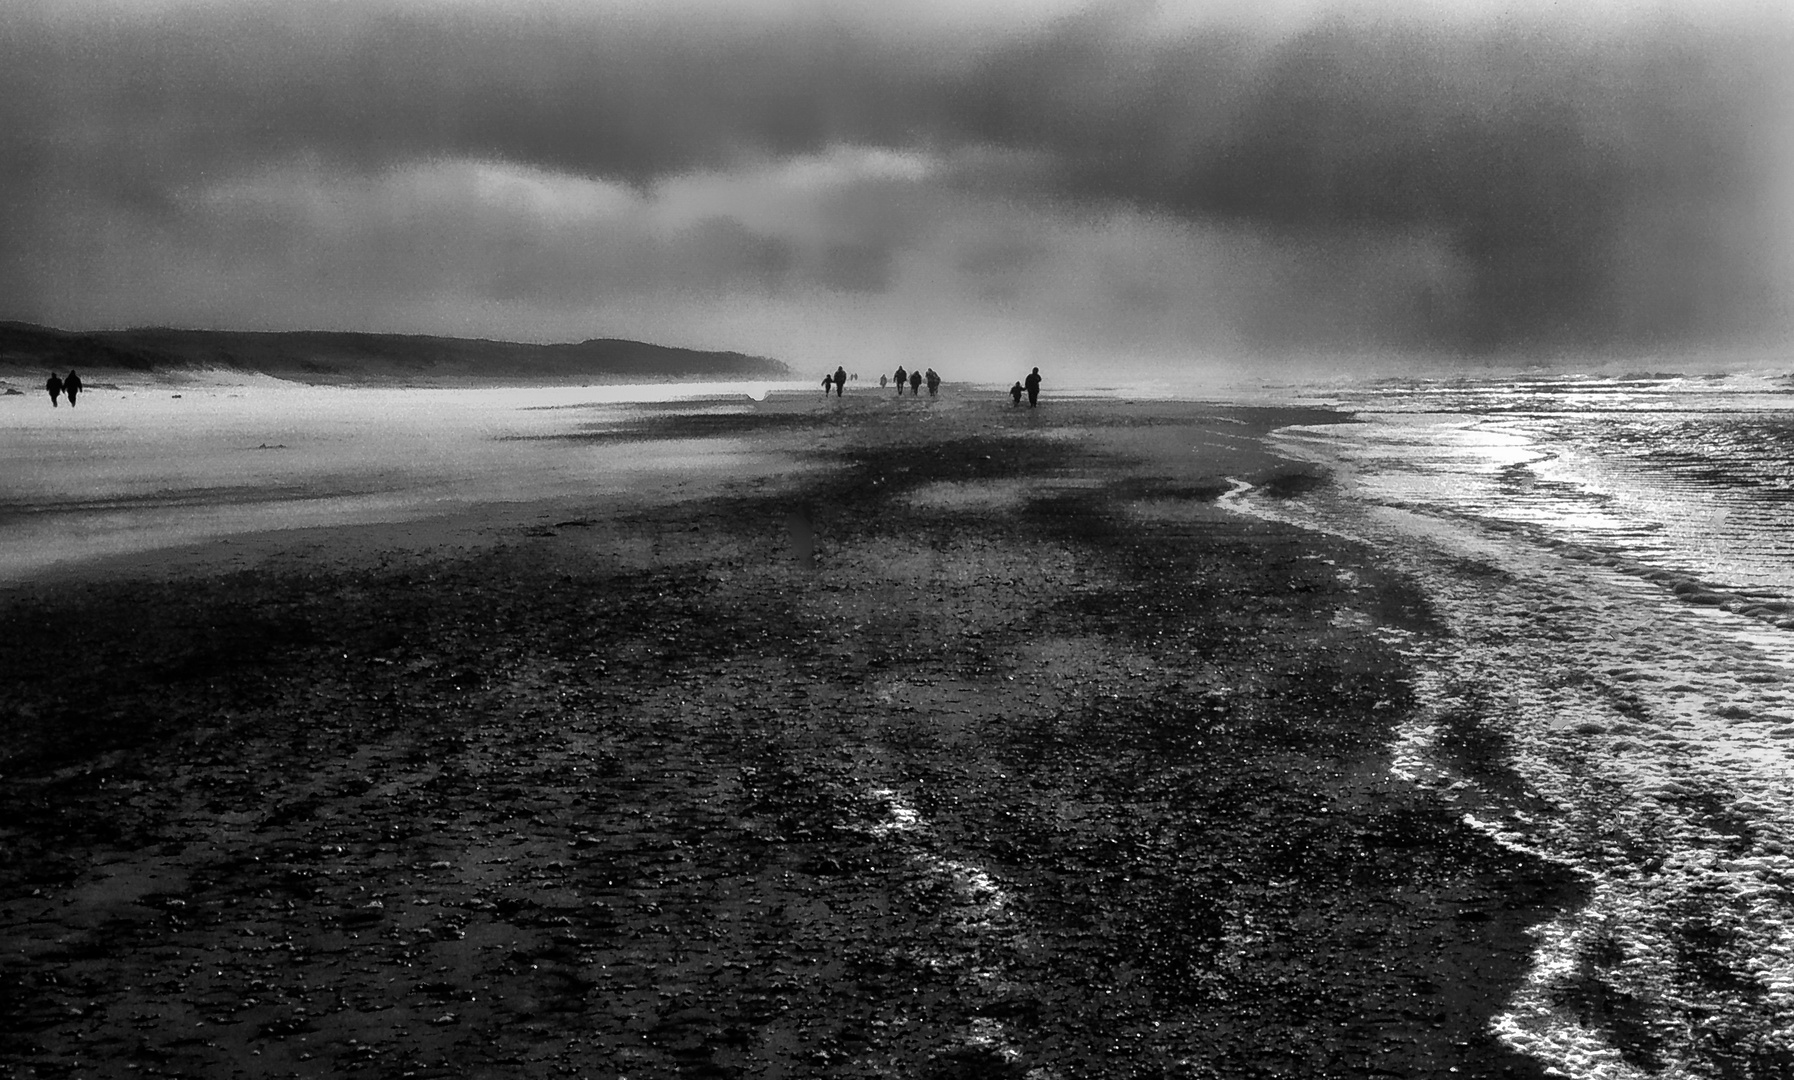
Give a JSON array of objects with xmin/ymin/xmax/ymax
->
[{"xmin": 3, "ymin": 0, "xmax": 1790, "ymax": 381}]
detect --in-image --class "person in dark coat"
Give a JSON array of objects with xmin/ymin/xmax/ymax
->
[
  {"xmin": 1024, "ymin": 366, "xmax": 1042, "ymax": 407},
  {"xmin": 909, "ymin": 369, "xmax": 922, "ymax": 396},
  {"xmin": 63, "ymin": 370, "xmax": 82, "ymax": 407},
  {"xmin": 924, "ymin": 368, "xmax": 940, "ymax": 397},
  {"xmin": 823, "ymin": 374, "xmax": 834, "ymax": 396},
  {"xmin": 1010, "ymin": 381, "xmax": 1023, "ymax": 406},
  {"xmin": 893, "ymin": 366, "xmax": 907, "ymax": 394},
  {"xmin": 46, "ymin": 373, "xmax": 63, "ymax": 407},
  {"xmin": 833, "ymin": 366, "xmax": 847, "ymax": 397}
]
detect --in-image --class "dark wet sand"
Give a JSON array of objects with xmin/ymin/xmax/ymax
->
[{"xmin": 0, "ymin": 394, "xmax": 1582, "ymax": 1079}]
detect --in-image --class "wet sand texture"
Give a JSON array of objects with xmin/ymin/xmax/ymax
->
[{"xmin": 0, "ymin": 400, "xmax": 1582, "ymax": 1079}]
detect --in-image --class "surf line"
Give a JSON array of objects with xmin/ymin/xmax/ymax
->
[{"xmin": 1213, "ymin": 471, "xmax": 1629, "ymax": 1079}]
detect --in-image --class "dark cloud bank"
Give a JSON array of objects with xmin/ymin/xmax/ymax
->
[{"xmin": 3, "ymin": 1, "xmax": 1789, "ymax": 374}]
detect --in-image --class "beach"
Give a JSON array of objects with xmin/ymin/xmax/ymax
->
[{"xmin": 0, "ymin": 388, "xmax": 1582, "ymax": 1079}]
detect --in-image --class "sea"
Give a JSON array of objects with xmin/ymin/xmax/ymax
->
[{"xmin": 1229, "ymin": 369, "xmax": 1794, "ymax": 1079}]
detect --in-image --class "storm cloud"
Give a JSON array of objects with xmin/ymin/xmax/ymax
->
[{"xmin": 3, "ymin": 0, "xmax": 1789, "ymax": 377}]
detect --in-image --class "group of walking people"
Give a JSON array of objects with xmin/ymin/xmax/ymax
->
[
  {"xmin": 819, "ymin": 363, "xmax": 1042, "ymax": 406},
  {"xmin": 824, "ymin": 365, "xmax": 944, "ymax": 397},
  {"xmin": 885, "ymin": 366, "xmax": 941, "ymax": 397},
  {"xmin": 45, "ymin": 370, "xmax": 83, "ymax": 407}
]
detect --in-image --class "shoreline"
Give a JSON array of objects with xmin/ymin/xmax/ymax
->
[{"xmin": 0, "ymin": 398, "xmax": 1583, "ymax": 1078}]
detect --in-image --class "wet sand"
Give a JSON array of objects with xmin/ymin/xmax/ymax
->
[{"xmin": 0, "ymin": 394, "xmax": 1582, "ymax": 1079}]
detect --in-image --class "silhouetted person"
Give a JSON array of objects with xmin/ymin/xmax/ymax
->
[
  {"xmin": 823, "ymin": 374, "xmax": 833, "ymax": 396},
  {"xmin": 46, "ymin": 373, "xmax": 62, "ymax": 407},
  {"xmin": 880, "ymin": 374, "xmax": 888, "ymax": 389},
  {"xmin": 1024, "ymin": 367, "xmax": 1041, "ymax": 407},
  {"xmin": 894, "ymin": 366, "xmax": 907, "ymax": 394},
  {"xmin": 1010, "ymin": 381, "xmax": 1023, "ymax": 406},
  {"xmin": 833, "ymin": 366, "xmax": 847, "ymax": 397},
  {"xmin": 925, "ymin": 368, "xmax": 940, "ymax": 397},
  {"xmin": 909, "ymin": 370, "xmax": 922, "ymax": 396},
  {"xmin": 63, "ymin": 370, "xmax": 81, "ymax": 407}
]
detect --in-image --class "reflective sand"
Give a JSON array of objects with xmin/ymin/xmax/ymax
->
[{"xmin": 0, "ymin": 379, "xmax": 808, "ymax": 581}]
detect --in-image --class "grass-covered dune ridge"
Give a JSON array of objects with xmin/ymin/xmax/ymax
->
[{"xmin": 0, "ymin": 322, "xmax": 791, "ymax": 383}]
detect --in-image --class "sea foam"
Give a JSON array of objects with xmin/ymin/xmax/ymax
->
[{"xmin": 1228, "ymin": 370, "xmax": 1794, "ymax": 1079}]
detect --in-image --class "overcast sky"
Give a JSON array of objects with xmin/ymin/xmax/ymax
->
[{"xmin": 3, "ymin": 0, "xmax": 1789, "ymax": 380}]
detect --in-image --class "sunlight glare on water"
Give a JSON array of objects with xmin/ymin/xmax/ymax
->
[{"xmin": 1244, "ymin": 367, "xmax": 1794, "ymax": 1079}]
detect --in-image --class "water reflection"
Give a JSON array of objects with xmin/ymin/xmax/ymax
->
[{"xmin": 1280, "ymin": 373, "xmax": 1794, "ymax": 597}]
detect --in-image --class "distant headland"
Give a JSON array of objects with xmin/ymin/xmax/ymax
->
[{"xmin": 0, "ymin": 322, "xmax": 791, "ymax": 383}]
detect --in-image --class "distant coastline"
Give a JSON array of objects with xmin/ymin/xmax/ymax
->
[{"xmin": 0, "ymin": 322, "xmax": 791, "ymax": 384}]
